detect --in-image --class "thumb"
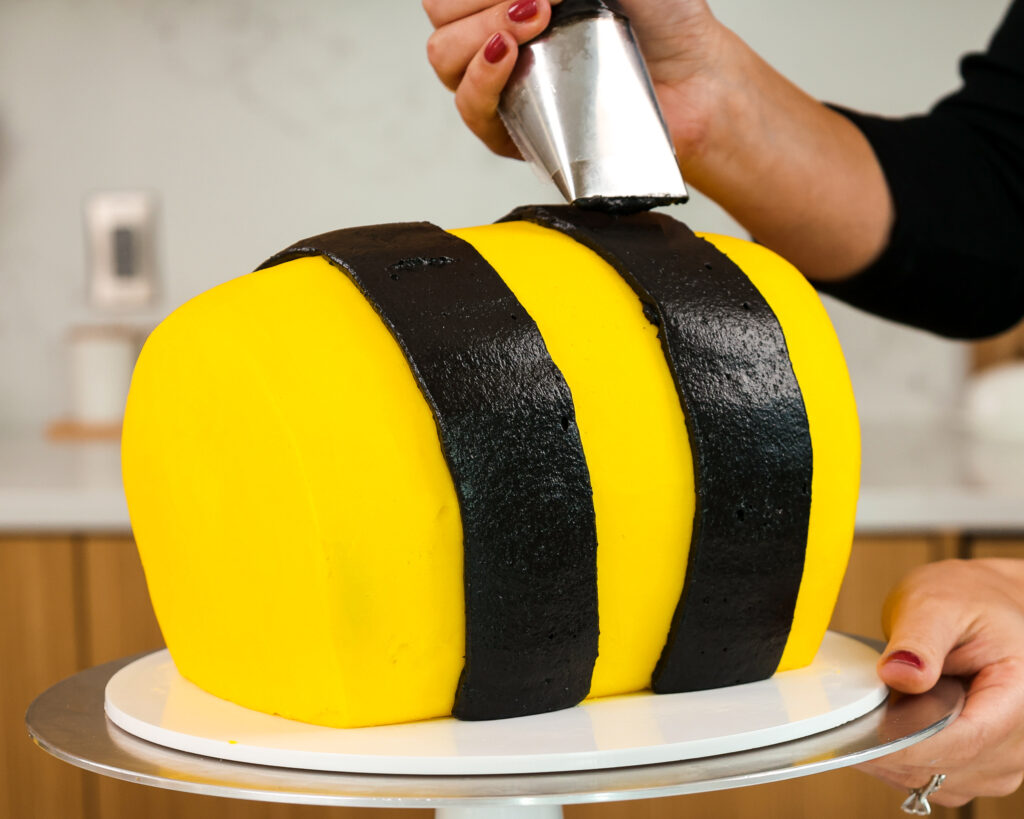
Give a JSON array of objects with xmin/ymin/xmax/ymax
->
[{"xmin": 878, "ymin": 585, "xmax": 967, "ymax": 695}]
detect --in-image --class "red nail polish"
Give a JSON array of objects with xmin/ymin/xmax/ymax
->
[
  {"xmin": 886, "ymin": 650, "xmax": 924, "ymax": 670},
  {"xmin": 484, "ymin": 33, "xmax": 508, "ymax": 64},
  {"xmin": 508, "ymin": 0, "xmax": 539, "ymax": 22}
]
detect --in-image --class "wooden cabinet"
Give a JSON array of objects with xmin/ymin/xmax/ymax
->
[
  {"xmin": 971, "ymin": 321, "xmax": 1024, "ymax": 373},
  {"xmin": 4, "ymin": 534, "xmax": 1021, "ymax": 819},
  {"xmin": 0, "ymin": 538, "xmax": 86, "ymax": 819}
]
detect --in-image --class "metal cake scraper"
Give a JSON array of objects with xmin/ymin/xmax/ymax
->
[{"xmin": 498, "ymin": 0, "xmax": 688, "ymax": 213}]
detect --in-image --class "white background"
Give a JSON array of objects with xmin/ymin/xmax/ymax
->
[{"xmin": 0, "ymin": 0, "xmax": 1013, "ymax": 431}]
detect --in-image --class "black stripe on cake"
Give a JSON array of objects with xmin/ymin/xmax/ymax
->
[
  {"xmin": 503, "ymin": 206, "xmax": 812, "ymax": 691},
  {"xmin": 257, "ymin": 223, "xmax": 599, "ymax": 720}
]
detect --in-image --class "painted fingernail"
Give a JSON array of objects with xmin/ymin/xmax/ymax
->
[
  {"xmin": 484, "ymin": 33, "xmax": 508, "ymax": 63},
  {"xmin": 508, "ymin": 0, "xmax": 539, "ymax": 22},
  {"xmin": 885, "ymin": 650, "xmax": 924, "ymax": 670}
]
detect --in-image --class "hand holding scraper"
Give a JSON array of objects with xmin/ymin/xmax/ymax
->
[{"xmin": 497, "ymin": 0, "xmax": 688, "ymax": 211}]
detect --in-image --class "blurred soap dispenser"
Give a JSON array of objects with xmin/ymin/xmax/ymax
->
[
  {"xmin": 85, "ymin": 190, "xmax": 159, "ymax": 309},
  {"xmin": 52, "ymin": 191, "xmax": 158, "ymax": 439}
]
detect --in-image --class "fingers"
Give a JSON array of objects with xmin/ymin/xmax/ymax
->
[
  {"xmin": 878, "ymin": 563, "xmax": 975, "ymax": 694},
  {"xmin": 940, "ymin": 660, "xmax": 1024, "ymax": 768},
  {"xmin": 857, "ymin": 766, "xmax": 1020, "ymax": 807},
  {"xmin": 860, "ymin": 560, "xmax": 1024, "ymax": 805},
  {"xmin": 423, "ymin": 0, "xmax": 501, "ymax": 28},
  {"xmin": 427, "ymin": 0, "xmax": 555, "ymax": 91},
  {"xmin": 918, "ymin": 772, "xmax": 1022, "ymax": 805},
  {"xmin": 454, "ymin": 32, "xmax": 521, "ymax": 157},
  {"xmin": 857, "ymin": 660, "xmax": 1024, "ymax": 803},
  {"xmin": 424, "ymin": 0, "xmax": 565, "ymax": 157},
  {"xmin": 858, "ymin": 763, "xmax": 1000, "ymax": 807},
  {"xmin": 424, "ymin": 0, "xmax": 561, "ymax": 28}
]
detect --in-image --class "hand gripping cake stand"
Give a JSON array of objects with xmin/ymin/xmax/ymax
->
[{"xmin": 26, "ymin": 635, "xmax": 963, "ymax": 819}]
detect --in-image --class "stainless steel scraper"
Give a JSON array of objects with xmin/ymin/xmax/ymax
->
[{"xmin": 499, "ymin": 0, "xmax": 688, "ymax": 213}]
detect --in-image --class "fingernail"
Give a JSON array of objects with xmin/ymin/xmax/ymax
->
[
  {"xmin": 484, "ymin": 33, "xmax": 508, "ymax": 63},
  {"xmin": 885, "ymin": 650, "xmax": 924, "ymax": 670},
  {"xmin": 508, "ymin": 0, "xmax": 539, "ymax": 23}
]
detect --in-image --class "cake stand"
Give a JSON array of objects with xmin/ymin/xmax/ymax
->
[{"xmin": 26, "ymin": 635, "xmax": 964, "ymax": 819}]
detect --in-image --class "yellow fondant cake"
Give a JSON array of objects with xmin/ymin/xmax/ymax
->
[{"xmin": 121, "ymin": 219, "xmax": 859, "ymax": 728}]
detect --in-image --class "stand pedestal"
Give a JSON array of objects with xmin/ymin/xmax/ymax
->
[{"xmin": 438, "ymin": 807, "xmax": 564, "ymax": 819}]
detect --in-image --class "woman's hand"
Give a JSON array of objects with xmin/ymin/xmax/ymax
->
[
  {"xmin": 422, "ymin": 0, "xmax": 892, "ymax": 281},
  {"xmin": 859, "ymin": 559, "xmax": 1024, "ymax": 806},
  {"xmin": 422, "ymin": 0, "xmax": 725, "ymax": 160}
]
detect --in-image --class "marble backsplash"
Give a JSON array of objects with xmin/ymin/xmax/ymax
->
[{"xmin": 0, "ymin": 0, "xmax": 1006, "ymax": 431}]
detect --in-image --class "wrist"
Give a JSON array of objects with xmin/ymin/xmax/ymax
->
[
  {"xmin": 671, "ymin": 25, "xmax": 776, "ymax": 194},
  {"xmin": 670, "ymin": 25, "xmax": 893, "ymax": 279}
]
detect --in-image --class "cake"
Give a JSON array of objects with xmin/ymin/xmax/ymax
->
[{"xmin": 121, "ymin": 207, "xmax": 859, "ymax": 728}]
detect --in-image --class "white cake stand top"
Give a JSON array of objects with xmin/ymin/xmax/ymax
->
[
  {"xmin": 104, "ymin": 632, "xmax": 888, "ymax": 776},
  {"xmin": 26, "ymin": 634, "xmax": 963, "ymax": 808}
]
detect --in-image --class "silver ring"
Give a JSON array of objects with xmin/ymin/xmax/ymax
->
[{"xmin": 900, "ymin": 773, "xmax": 947, "ymax": 815}]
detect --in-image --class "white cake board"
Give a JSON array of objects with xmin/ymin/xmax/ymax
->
[{"xmin": 105, "ymin": 631, "xmax": 887, "ymax": 777}]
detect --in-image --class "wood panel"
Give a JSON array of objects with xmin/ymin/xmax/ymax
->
[
  {"xmin": 84, "ymin": 789, "xmax": 426, "ymax": 819},
  {"xmin": 78, "ymin": 536, "xmax": 431, "ymax": 819},
  {"xmin": 77, "ymin": 535, "xmax": 164, "ymax": 819},
  {"xmin": 6, "ymin": 533, "xmax": 976, "ymax": 819},
  {"xmin": 966, "ymin": 537, "xmax": 1024, "ymax": 560},
  {"xmin": 0, "ymin": 537, "xmax": 87, "ymax": 819},
  {"xmin": 78, "ymin": 535, "xmax": 164, "ymax": 666},
  {"xmin": 966, "ymin": 538, "xmax": 1024, "ymax": 819},
  {"xmin": 971, "ymin": 323, "xmax": 1024, "ymax": 373}
]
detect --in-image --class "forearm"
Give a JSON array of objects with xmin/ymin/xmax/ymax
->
[{"xmin": 678, "ymin": 25, "xmax": 893, "ymax": 281}]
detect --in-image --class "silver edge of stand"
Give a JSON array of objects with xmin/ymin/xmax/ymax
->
[{"xmin": 26, "ymin": 646, "xmax": 964, "ymax": 808}]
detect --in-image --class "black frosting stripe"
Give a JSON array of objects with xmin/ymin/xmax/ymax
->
[
  {"xmin": 502, "ymin": 206, "xmax": 812, "ymax": 691},
  {"xmin": 257, "ymin": 223, "xmax": 599, "ymax": 720}
]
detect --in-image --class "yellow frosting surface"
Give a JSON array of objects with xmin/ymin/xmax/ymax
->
[
  {"xmin": 124, "ymin": 258, "xmax": 465, "ymax": 727},
  {"xmin": 122, "ymin": 222, "xmax": 859, "ymax": 728}
]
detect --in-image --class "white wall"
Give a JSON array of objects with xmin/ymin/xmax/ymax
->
[{"xmin": 0, "ymin": 0, "xmax": 1012, "ymax": 431}]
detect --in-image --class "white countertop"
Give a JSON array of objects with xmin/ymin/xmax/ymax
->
[
  {"xmin": 2, "ymin": 422, "xmax": 1024, "ymax": 534},
  {"xmin": 0, "ymin": 433, "xmax": 129, "ymax": 532},
  {"xmin": 855, "ymin": 422, "xmax": 1024, "ymax": 533}
]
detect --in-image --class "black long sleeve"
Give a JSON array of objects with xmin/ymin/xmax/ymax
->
[{"xmin": 818, "ymin": 0, "xmax": 1024, "ymax": 339}]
